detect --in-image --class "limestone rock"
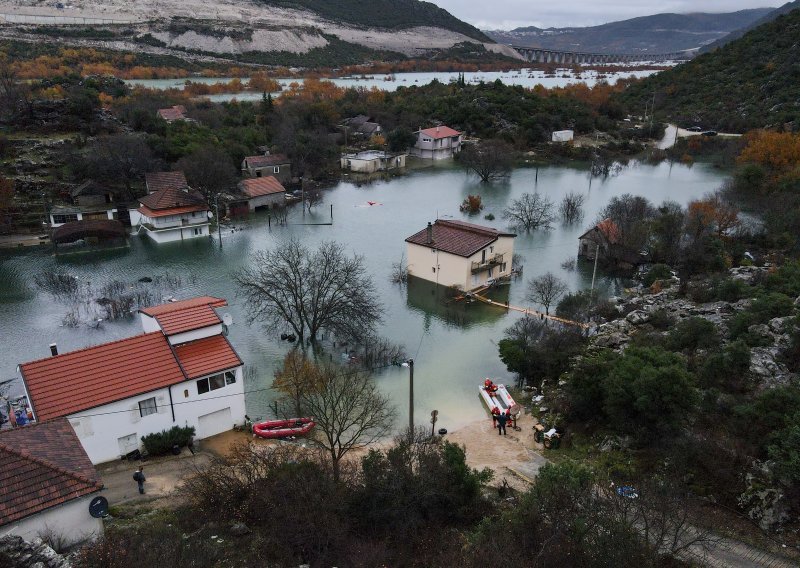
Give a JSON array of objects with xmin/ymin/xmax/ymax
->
[
  {"xmin": 0, "ymin": 536, "xmax": 71, "ymax": 568},
  {"xmin": 625, "ymin": 310, "xmax": 650, "ymax": 325}
]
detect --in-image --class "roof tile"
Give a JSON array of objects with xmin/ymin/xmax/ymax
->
[
  {"xmin": 419, "ymin": 126, "xmax": 461, "ymax": 140},
  {"xmin": 406, "ymin": 219, "xmax": 514, "ymax": 258},
  {"xmin": 174, "ymin": 335, "xmax": 243, "ymax": 379},
  {"xmin": 145, "ymin": 171, "xmax": 188, "ymax": 194},
  {"xmin": 243, "ymin": 154, "xmax": 290, "ymax": 168},
  {"xmin": 239, "ymin": 177, "xmax": 286, "ymax": 198}
]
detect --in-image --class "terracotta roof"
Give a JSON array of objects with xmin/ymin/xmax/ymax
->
[
  {"xmin": 138, "ymin": 186, "xmax": 208, "ymax": 217},
  {"xmin": 145, "ymin": 171, "xmax": 188, "ymax": 194},
  {"xmin": 19, "ymin": 332, "xmax": 186, "ymax": 422},
  {"xmin": 70, "ymin": 180, "xmax": 115, "ymax": 199},
  {"xmin": 140, "ymin": 296, "xmax": 227, "ymax": 317},
  {"xmin": 0, "ymin": 418, "xmax": 102, "ymax": 526},
  {"xmin": 174, "ymin": 335, "xmax": 243, "ymax": 379},
  {"xmin": 419, "ymin": 126, "xmax": 461, "ymax": 140},
  {"xmin": 243, "ymin": 154, "xmax": 290, "ymax": 168},
  {"xmin": 157, "ymin": 106, "xmax": 187, "ymax": 121},
  {"xmin": 406, "ymin": 219, "xmax": 515, "ymax": 258},
  {"xmin": 579, "ymin": 218, "xmax": 621, "ymax": 244},
  {"xmin": 239, "ymin": 177, "xmax": 286, "ymax": 198}
]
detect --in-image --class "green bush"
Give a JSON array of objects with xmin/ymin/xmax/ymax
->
[
  {"xmin": 698, "ymin": 341, "xmax": 751, "ymax": 391},
  {"xmin": 642, "ymin": 263, "xmax": 673, "ymax": 287},
  {"xmin": 729, "ymin": 292, "xmax": 795, "ymax": 343},
  {"xmin": 715, "ymin": 278, "xmax": 750, "ymax": 302},
  {"xmin": 141, "ymin": 426, "xmax": 196, "ymax": 456},
  {"xmin": 668, "ymin": 317, "xmax": 720, "ymax": 352}
]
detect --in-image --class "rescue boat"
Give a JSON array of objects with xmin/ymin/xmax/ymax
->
[{"xmin": 252, "ymin": 417, "xmax": 315, "ymax": 439}]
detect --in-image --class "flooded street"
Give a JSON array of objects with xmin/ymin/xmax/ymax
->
[{"xmin": 0, "ymin": 160, "xmax": 727, "ymax": 432}]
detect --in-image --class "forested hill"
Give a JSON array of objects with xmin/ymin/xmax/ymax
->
[
  {"xmin": 614, "ymin": 8, "xmax": 800, "ymax": 133},
  {"xmin": 485, "ymin": 9, "xmax": 773, "ymax": 54},
  {"xmin": 701, "ymin": 0, "xmax": 800, "ymax": 52},
  {"xmin": 259, "ymin": 0, "xmax": 491, "ymax": 41}
]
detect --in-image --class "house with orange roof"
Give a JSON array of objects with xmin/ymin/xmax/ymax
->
[
  {"xmin": 16, "ymin": 297, "xmax": 245, "ymax": 464},
  {"xmin": 0, "ymin": 418, "xmax": 104, "ymax": 545},
  {"xmin": 411, "ymin": 125, "xmax": 463, "ymax": 160},
  {"xmin": 235, "ymin": 176, "xmax": 287, "ymax": 212},
  {"xmin": 241, "ymin": 152, "xmax": 292, "ymax": 185},
  {"xmin": 405, "ymin": 220, "xmax": 516, "ymax": 291},
  {"xmin": 145, "ymin": 171, "xmax": 188, "ymax": 195},
  {"xmin": 157, "ymin": 105, "xmax": 189, "ymax": 123},
  {"xmin": 129, "ymin": 185, "xmax": 211, "ymax": 243},
  {"xmin": 578, "ymin": 218, "xmax": 646, "ymax": 266}
]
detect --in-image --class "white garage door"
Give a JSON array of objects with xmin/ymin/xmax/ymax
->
[{"xmin": 198, "ymin": 407, "xmax": 232, "ymax": 439}]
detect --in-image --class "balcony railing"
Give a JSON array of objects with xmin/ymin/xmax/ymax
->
[{"xmin": 471, "ymin": 253, "xmax": 504, "ymax": 273}]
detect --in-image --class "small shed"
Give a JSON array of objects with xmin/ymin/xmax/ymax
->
[
  {"xmin": 236, "ymin": 177, "xmax": 286, "ymax": 212},
  {"xmin": 551, "ymin": 130, "xmax": 574, "ymax": 143}
]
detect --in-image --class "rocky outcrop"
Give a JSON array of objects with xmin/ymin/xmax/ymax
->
[
  {"xmin": 738, "ymin": 461, "xmax": 792, "ymax": 531},
  {"xmin": 0, "ymin": 536, "xmax": 71, "ymax": 568}
]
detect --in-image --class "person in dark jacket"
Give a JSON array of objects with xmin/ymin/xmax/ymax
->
[
  {"xmin": 133, "ymin": 466, "xmax": 146, "ymax": 494},
  {"xmin": 496, "ymin": 411, "xmax": 508, "ymax": 436}
]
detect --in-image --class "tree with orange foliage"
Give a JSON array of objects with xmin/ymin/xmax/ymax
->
[{"xmin": 738, "ymin": 130, "xmax": 800, "ymax": 174}]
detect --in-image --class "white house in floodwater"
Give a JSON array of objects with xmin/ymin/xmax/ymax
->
[
  {"xmin": 129, "ymin": 185, "xmax": 211, "ymax": 243},
  {"xmin": 405, "ymin": 220, "xmax": 516, "ymax": 291},
  {"xmin": 340, "ymin": 150, "xmax": 407, "ymax": 173},
  {"xmin": 17, "ymin": 296, "xmax": 246, "ymax": 464}
]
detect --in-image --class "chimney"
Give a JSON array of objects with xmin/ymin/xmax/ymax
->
[
  {"xmin": 49, "ymin": 343, "xmax": 58, "ymax": 356},
  {"xmin": 426, "ymin": 222, "xmax": 433, "ymax": 245}
]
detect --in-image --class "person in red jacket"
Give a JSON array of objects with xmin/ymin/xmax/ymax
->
[{"xmin": 491, "ymin": 406, "xmax": 500, "ymax": 426}]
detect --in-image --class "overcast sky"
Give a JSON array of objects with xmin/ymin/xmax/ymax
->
[{"xmin": 429, "ymin": 0, "xmax": 778, "ymax": 30}]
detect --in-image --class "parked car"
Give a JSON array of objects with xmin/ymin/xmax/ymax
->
[
  {"xmin": 701, "ymin": 130, "xmax": 718, "ymax": 137},
  {"xmin": 687, "ymin": 126, "xmax": 703, "ymax": 132}
]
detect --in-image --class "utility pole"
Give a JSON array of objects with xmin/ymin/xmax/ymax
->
[
  {"xmin": 590, "ymin": 241, "xmax": 600, "ymax": 301},
  {"xmin": 213, "ymin": 193, "xmax": 222, "ymax": 248},
  {"xmin": 407, "ymin": 359, "xmax": 414, "ymax": 431}
]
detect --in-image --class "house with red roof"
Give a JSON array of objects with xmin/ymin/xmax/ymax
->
[
  {"xmin": 0, "ymin": 418, "xmax": 104, "ymax": 545},
  {"xmin": 145, "ymin": 171, "xmax": 189, "ymax": 195},
  {"xmin": 157, "ymin": 105, "xmax": 189, "ymax": 123},
  {"xmin": 129, "ymin": 185, "xmax": 211, "ymax": 243},
  {"xmin": 411, "ymin": 125, "xmax": 463, "ymax": 160},
  {"xmin": 16, "ymin": 297, "xmax": 245, "ymax": 464},
  {"xmin": 241, "ymin": 152, "xmax": 292, "ymax": 185},
  {"xmin": 235, "ymin": 176, "xmax": 287, "ymax": 212},
  {"xmin": 405, "ymin": 220, "xmax": 516, "ymax": 291}
]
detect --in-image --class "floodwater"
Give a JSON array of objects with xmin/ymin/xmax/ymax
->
[
  {"xmin": 125, "ymin": 68, "xmax": 660, "ymax": 102},
  {"xmin": 0, "ymin": 160, "xmax": 727, "ymax": 431}
]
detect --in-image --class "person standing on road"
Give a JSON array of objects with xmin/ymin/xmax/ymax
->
[
  {"xmin": 491, "ymin": 406, "xmax": 500, "ymax": 427},
  {"xmin": 496, "ymin": 411, "xmax": 508, "ymax": 436},
  {"xmin": 133, "ymin": 466, "xmax": 146, "ymax": 494}
]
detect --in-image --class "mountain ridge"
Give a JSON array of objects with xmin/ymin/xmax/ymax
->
[{"xmin": 485, "ymin": 9, "xmax": 774, "ymax": 54}]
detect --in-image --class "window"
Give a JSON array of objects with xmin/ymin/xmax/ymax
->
[
  {"xmin": 52, "ymin": 213, "xmax": 78, "ymax": 224},
  {"xmin": 273, "ymin": 166, "xmax": 280, "ymax": 173},
  {"xmin": 197, "ymin": 371, "xmax": 234, "ymax": 395},
  {"xmin": 256, "ymin": 171, "xmax": 262, "ymax": 178},
  {"xmin": 481, "ymin": 249, "xmax": 486, "ymax": 263},
  {"xmin": 432, "ymin": 267, "xmax": 436, "ymax": 273},
  {"xmin": 501, "ymin": 262, "xmax": 507, "ymax": 272},
  {"xmin": 489, "ymin": 246, "xmax": 494, "ymax": 253},
  {"xmin": 194, "ymin": 228, "xmax": 202, "ymax": 235},
  {"xmin": 138, "ymin": 397, "xmax": 157, "ymax": 417}
]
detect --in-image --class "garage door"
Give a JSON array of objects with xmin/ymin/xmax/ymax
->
[{"xmin": 198, "ymin": 407, "xmax": 232, "ymax": 439}]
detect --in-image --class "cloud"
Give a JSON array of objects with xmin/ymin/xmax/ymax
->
[{"xmin": 431, "ymin": 0, "xmax": 776, "ymax": 29}]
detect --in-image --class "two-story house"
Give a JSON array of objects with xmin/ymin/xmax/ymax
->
[
  {"xmin": 49, "ymin": 180, "xmax": 121, "ymax": 228},
  {"xmin": 405, "ymin": 220, "xmax": 516, "ymax": 291},
  {"xmin": 130, "ymin": 185, "xmax": 210, "ymax": 243},
  {"xmin": 17, "ymin": 296, "xmax": 246, "ymax": 465},
  {"xmin": 241, "ymin": 152, "xmax": 292, "ymax": 185},
  {"xmin": 411, "ymin": 126, "xmax": 463, "ymax": 160}
]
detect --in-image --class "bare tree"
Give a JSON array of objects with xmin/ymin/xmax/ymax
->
[
  {"xmin": 0, "ymin": 57, "xmax": 32, "ymax": 122},
  {"xmin": 559, "ymin": 192, "xmax": 585, "ymax": 224},
  {"xmin": 301, "ymin": 364, "xmax": 396, "ymax": 481},
  {"xmin": 176, "ymin": 145, "xmax": 238, "ymax": 201},
  {"xmin": 527, "ymin": 272, "xmax": 568, "ymax": 315},
  {"xmin": 391, "ymin": 251, "xmax": 408, "ymax": 284},
  {"xmin": 305, "ymin": 188, "xmax": 323, "ymax": 211},
  {"xmin": 236, "ymin": 240, "xmax": 383, "ymax": 344},
  {"xmin": 83, "ymin": 134, "xmax": 160, "ymax": 193},
  {"xmin": 458, "ymin": 139, "xmax": 514, "ymax": 182},
  {"xmin": 598, "ymin": 193, "xmax": 655, "ymax": 252},
  {"xmin": 503, "ymin": 193, "xmax": 555, "ymax": 231}
]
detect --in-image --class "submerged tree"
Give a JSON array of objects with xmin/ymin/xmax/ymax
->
[
  {"xmin": 559, "ymin": 191, "xmax": 585, "ymax": 223},
  {"xmin": 527, "ymin": 271, "xmax": 568, "ymax": 315},
  {"xmin": 236, "ymin": 240, "xmax": 383, "ymax": 344},
  {"xmin": 458, "ymin": 139, "xmax": 514, "ymax": 182},
  {"xmin": 503, "ymin": 193, "xmax": 555, "ymax": 231}
]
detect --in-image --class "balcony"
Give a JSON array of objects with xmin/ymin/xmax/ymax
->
[{"xmin": 471, "ymin": 253, "xmax": 504, "ymax": 273}]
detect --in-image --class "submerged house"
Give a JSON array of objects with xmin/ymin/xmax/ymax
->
[
  {"xmin": 130, "ymin": 185, "xmax": 210, "ymax": 243},
  {"xmin": 0, "ymin": 418, "xmax": 104, "ymax": 546},
  {"xmin": 241, "ymin": 152, "xmax": 291, "ymax": 185},
  {"xmin": 578, "ymin": 218, "xmax": 646, "ymax": 266},
  {"xmin": 17, "ymin": 296, "xmax": 246, "ymax": 465},
  {"xmin": 405, "ymin": 220, "xmax": 516, "ymax": 291},
  {"xmin": 411, "ymin": 126, "xmax": 463, "ymax": 160},
  {"xmin": 340, "ymin": 150, "xmax": 406, "ymax": 173},
  {"xmin": 235, "ymin": 176, "xmax": 286, "ymax": 212},
  {"xmin": 50, "ymin": 181, "xmax": 125, "ymax": 228}
]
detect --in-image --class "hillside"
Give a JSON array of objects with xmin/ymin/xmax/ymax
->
[
  {"xmin": 615, "ymin": 7, "xmax": 800, "ymax": 132},
  {"xmin": 701, "ymin": 0, "xmax": 800, "ymax": 52},
  {"xmin": 486, "ymin": 9, "xmax": 773, "ymax": 54},
  {"xmin": 0, "ymin": 0, "xmax": 516, "ymax": 66}
]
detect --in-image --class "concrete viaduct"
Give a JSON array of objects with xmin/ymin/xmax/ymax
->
[{"xmin": 511, "ymin": 46, "xmax": 694, "ymax": 64}]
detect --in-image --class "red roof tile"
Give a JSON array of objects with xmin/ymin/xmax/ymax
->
[
  {"xmin": 406, "ymin": 219, "xmax": 515, "ymax": 258},
  {"xmin": 0, "ymin": 419, "xmax": 102, "ymax": 525},
  {"xmin": 243, "ymin": 154, "xmax": 290, "ymax": 168},
  {"xmin": 145, "ymin": 171, "xmax": 188, "ymax": 194},
  {"xmin": 19, "ymin": 333, "xmax": 186, "ymax": 422},
  {"xmin": 156, "ymin": 305, "xmax": 221, "ymax": 336},
  {"xmin": 157, "ymin": 106, "xmax": 187, "ymax": 121},
  {"xmin": 174, "ymin": 335, "xmax": 242, "ymax": 379},
  {"xmin": 579, "ymin": 218, "xmax": 621, "ymax": 244},
  {"xmin": 137, "ymin": 204, "xmax": 209, "ymax": 219},
  {"xmin": 239, "ymin": 177, "xmax": 286, "ymax": 198},
  {"xmin": 419, "ymin": 126, "xmax": 461, "ymax": 140},
  {"xmin": 139, "ymin": 186, "xmax": 207, "ymax": 212},
  {"xmin": 140, "ymin": 296, "xmax": 227, "ymax": 317}
]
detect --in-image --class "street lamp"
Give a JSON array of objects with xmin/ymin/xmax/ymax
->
[{"xmin": 401, "ymin": 359, "xmax": 414, "ymax": 431}]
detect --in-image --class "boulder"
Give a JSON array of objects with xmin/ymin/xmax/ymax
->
[
  {"xmin": 738, "ymin": 461, "xmax": 792, "ymax": 531},
  {"xmin": 229, "ymin": 522, "xmax": 250, "ymax": 536},
  {"xmin": 0, "ymin": 536, "xmax": 71, "ymax": 568},
  {"xmin": 625, "ymin": 310, "xmax": 650, "ymax": 325}
]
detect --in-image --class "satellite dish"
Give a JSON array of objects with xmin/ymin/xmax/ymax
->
[
  {"xmin": 222, "ymin": 313, "xmax": 233, "ymax": 326},
  {"xmin": 207, "ymin": 211, "xmax": 214, "ymax": 219},
  {"xmin": 89, "ymin": 496, "xmax": 109, "ymax": 518}
]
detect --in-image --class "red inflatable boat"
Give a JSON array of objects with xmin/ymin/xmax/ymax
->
[{"xmin": 252, "ymin": 417, "xmax": 315, "ymax": 439}]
